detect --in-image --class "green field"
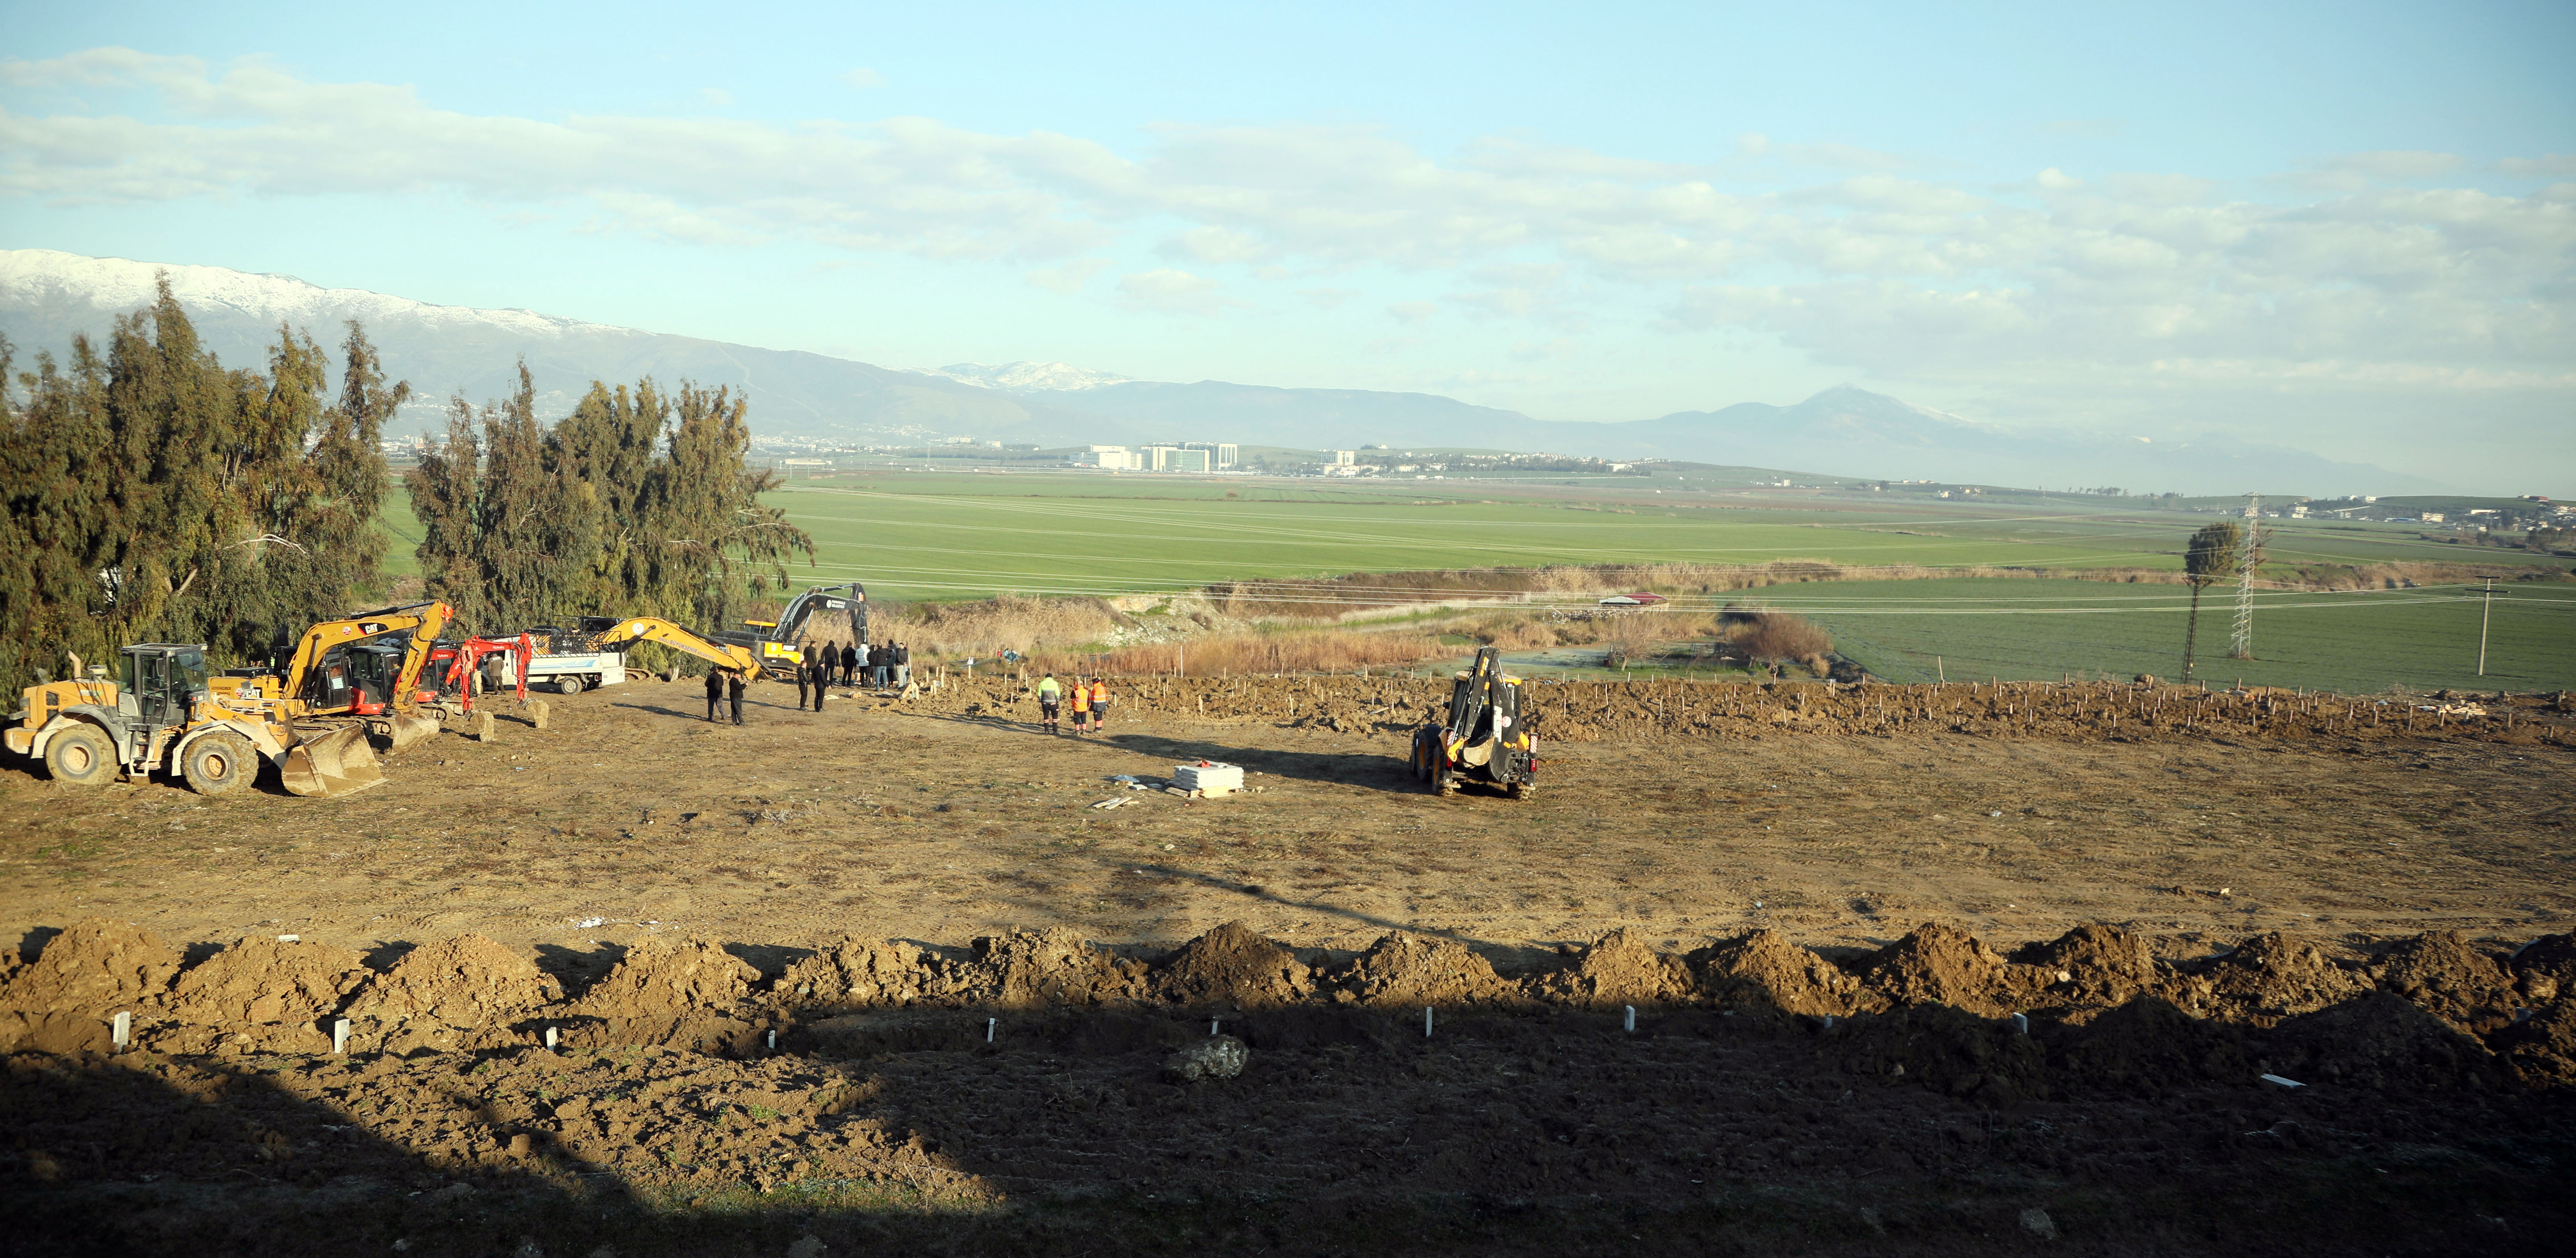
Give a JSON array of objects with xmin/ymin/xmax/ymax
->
[
  {"xmin": 374, "ymin": 467, "xmax": 2576, "ymax": 692},
  {"xmin": 1757, "ymin": 577, "xmax": 2576, "ymax": 692}
]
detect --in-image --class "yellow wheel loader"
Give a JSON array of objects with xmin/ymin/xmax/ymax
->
[
  {"xmin": 8, "ymin": 602, "xmax": 456, "ymax": 798},
  {"xmin": 1407, "ymin": 646, "xmax": 1539, "ymax": 799}
]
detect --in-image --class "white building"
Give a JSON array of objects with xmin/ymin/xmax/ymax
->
[
  {"xmin": 1147, "ymin": 446, "xmax": 1212, "ymax": 473},
  {"xmin": 1073, "ymin": 446, "xmax": 1143, "ymax": 470},
  {"xmin": 1183, "ymin": 441, "xmax": 1238, "ymax": 468},
  {"xmin": 1328, "ymin": 450, "xmax": 1356, "ymax": 466}
]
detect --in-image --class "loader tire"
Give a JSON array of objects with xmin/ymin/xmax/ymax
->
[
  {"xmin": 44, "ymin": 724, "xmax": 116, "ymax": 786},
  {"xmin": 182, "ymin": 733, "xmax": 254, "ymax": 798}
]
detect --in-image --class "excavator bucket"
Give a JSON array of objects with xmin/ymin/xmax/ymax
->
[
  {"xmin": 279, "ymin": 724, "xmax": 387, "ymax": 797},
  {"xmin": 385, "ymin": 709, "xmax": 442, "ymax": 752}
]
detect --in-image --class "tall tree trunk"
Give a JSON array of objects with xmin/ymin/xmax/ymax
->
[{"xmin": 2182, "ymin": 583, "xmax": 2202, "ymax": 677}]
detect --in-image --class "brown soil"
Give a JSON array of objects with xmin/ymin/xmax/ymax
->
[
  {"xmin": 1689, "ymin": 927, "xmax": 1876, "ymax": 1016},
  {"xmin": 1149, "ymin": 919, "xmax": 1312, "ymax": 1010},
  {"xmin": 163, "ymin": 936, "xmax": 368, "ymax": 1027},
  {"xmin": 1335, "ymin": 930, "xmax": 1520, "ymax": 1007},
  {"xmin": 4, "ymin": 675, "xmax": 2573, "ymax": 1254}
]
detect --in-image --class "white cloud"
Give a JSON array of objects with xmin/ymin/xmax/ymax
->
[
  {"xmin": 840, "ymin": 67, "xmax": 885, "ymax": 90},
  {"xmin": 2, "ymin": 46, "xmax": 2568, "ymax": 425},
  {"xmin": 1116, "ymin": 268, "xmax": 1235, "ymax": 315},
  {"xmin": 1027, "ymin": 257, "xmax": 1108, "ymax": 294}
]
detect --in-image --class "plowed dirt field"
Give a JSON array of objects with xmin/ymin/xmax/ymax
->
[{"xmin": 3, "ymin": 675, "xmax": 2572, "ymax": 1256}]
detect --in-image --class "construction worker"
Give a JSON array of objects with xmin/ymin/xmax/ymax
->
[
  {"xmin": 1085, "ymin": 676, "xmax": 1111, "ymax": 733},
  {"xmin": 1066, "ymin": 675, "xmax": 1091, "ymax": 735},
  {"xmin": 726, "ymin": 671, "xmax": 746, "ymax": 725},
  {"xmin": 703, "ymin": 669, "xmax": 724, "ymax": 722},
  {"xmin": 1036, "ymin": 672, "xmax": 1063, "ymax": 733}
]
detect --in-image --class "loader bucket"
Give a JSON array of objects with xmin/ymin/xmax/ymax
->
[
  {"xmin": 279, "ymin": 724, "xmax": 387, "ymax": 797},
  {"xmin": 385, "ymin": 709, "xmax": 442, "ymax": 752}
]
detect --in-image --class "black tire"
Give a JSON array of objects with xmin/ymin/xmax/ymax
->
[
  {"xmin": 182, "ymin": 732, "xmax": 254, "ymax": 798},
  {"xmin": 44, "ymin": 724, "xmax": 116, "ymax": 786},
  {"xmin": 557, "ymin": 675, "xmax": 584, "ymax": 696}
]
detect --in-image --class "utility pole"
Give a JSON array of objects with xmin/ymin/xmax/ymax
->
[
  {"xmin": 2478, "ymin": 578, "xmax": 2493, "ymax": 676},
  {"xmin": 2228, "ymin": 494, "xmax": 2260, "ymax": 660}
]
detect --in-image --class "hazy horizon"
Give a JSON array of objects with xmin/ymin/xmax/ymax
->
[{"xmin": 3, "ymin": 2, "xmax": 2569, "ymax": 490}]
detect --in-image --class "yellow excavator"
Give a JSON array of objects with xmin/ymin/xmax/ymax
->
[
  {"xmin": 6, "ymin": 602, "xmax": 454, "ymax": 798},
  {"xmin": 1407, "ymin": 646, "xmax": 1539, "ymax": 799},
  {"xmin": 591, "ymin": 616, "xmax": 764, "ymax": 677}
]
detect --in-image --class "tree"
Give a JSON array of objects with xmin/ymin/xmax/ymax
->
[{"xmin": 2181, "ymin": 520, "xmax": 2242, "ymax": 679}]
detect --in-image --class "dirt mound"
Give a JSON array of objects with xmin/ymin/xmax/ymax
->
[
  {"xmin": 1688, "ymin": 929, "xmax": 1875, "ymax": 1016},
  {"xmin": 1150, "ymin": 921, "xmax": 1312, "ymax": 1010},
  {"xmin": 952, "ymin": 930, "xmax": 1146, "ymax": 1008},
  {"xmin": 0, "ymin": 918, "xmax": 181, "ymax": 1014},
  {"xmin": 571, "ymin": 937, "xmax": 758, "ymax": 1017},
  {"xmin": 2191, "ymin": 932, "xmax": 2367, "ymax": 1025},
  {"xmin": 162, "ymin": 938, "xmax": 368, "ymax": 1026},
  {"xmin": 1531, "ymin": 929, "xmax": 1694, "ymax": 1008},
  {"xmin": 1824, "ymin": 1003, "xmax": 2047, "ymax": 1103},
  {"xmin": 1330, "ymin": 932, "xmax": 1519, "ymax": 1007},
  {"xmin": 2049, "ymin": 997, "xmax": 2250, "ymax": 1094},
  {"xmin": 777, "ymin": 936, "xmax": 939, "ymax": 1010},
  {"xmin": 352, "ymin": 933, "xmax": 563, "ymax": 1024},
  {"xmin": 1864, "ymin": 924, "xmax": 2036, "ymax": 1015},
  {"xmin": 2267, "ymin": 991, "xmax": 2500, "ymax": 1090},
  {"xmin": 2493, "ymin": 1000, "xmax": 2576, "ymax": 1087},
  {"xmin": 2032, "ymin": 924, "xmax": 2160, "ymax": 1005},
  {"xmin": 2510, "ymin": 933, "xmax": 2576, "ymax": 1002},
  {"xmin": 2373, "ymin": 932, "xmax": 2517, "ymax": 1035}
]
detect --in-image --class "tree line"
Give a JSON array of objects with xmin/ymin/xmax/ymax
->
[{"xmin": 0, "ymin": 275, "xmax": 811, "ymax": 696}]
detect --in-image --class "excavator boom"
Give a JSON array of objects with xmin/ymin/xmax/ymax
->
[{"xmin": 593, "ymin": 616, "xmax": 763, "ymax": 678}]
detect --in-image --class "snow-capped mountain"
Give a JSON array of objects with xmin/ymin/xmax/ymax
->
[
  {"xmin": 919, "ymin": 361, "xmax": 1135, "ymax": 391},
  {"xmin": 0, "ymin": 248, "xmax": 631, "ymax": 342}
]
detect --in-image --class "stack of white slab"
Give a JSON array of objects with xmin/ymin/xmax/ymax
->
[{"xmin": 1173, "ymin": 762, "xmax": 1245, "ymax": 795}]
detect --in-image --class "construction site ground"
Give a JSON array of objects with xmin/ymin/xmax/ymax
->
[{"xmin": 4, "ymin": 674, "xmax": 2573, "ymax": 1256}]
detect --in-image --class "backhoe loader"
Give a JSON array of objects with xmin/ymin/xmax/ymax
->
[
  {"xmin": 1407, "ymin": 646, "xmax": 1538, "ymax": 799},
  {"xmin": 7, "ymin": 602, "xmax": 455, "ymax": 798}
]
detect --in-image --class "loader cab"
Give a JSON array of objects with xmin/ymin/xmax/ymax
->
[{"xmin": 118, "ymin": 644, "xmax": 209, "ymax": 730}]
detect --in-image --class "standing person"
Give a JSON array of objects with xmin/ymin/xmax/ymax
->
[
  {"xmin": 811, "ymin": 660, "xmax": 828, "ymax": 712},
  {"xmin": 1066, "ymin": 675, "xmax": 1091, "ymax": 735},
  {"xmin": 853, "ymin": 640, "xmax": 872, "ymax": 689},
  {"xmin": 794, "ymin": 656, "xmax": 811, "ymax": 710},
  {"xmin": 892, "ymin": 642, "xmax": 911, "ymax": 688},
  {"xmin": 726, "ymin": 671, "xmax": 746, "ymax": 725},
  {"xmin": 704, "ymin": 669, "xmax": 724, "ymax": 722},
  {"xmin": 872, "ymin": 644, "xmax": 891, "ymax": 690},
  {"xmin": 1086, "ymin": 675, "xmax": 1111, "ymax": 733},
  {"xmin": 840, "ymin": 641, "xmax": 858, "ymax": 688},
  {"xmin": 1036, "ymin": 671, "xmax": 1063, "ymax": 733}
]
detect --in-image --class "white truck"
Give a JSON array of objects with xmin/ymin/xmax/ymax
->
[{"xmin": 484, "ymin": 618, "xmax": 630, "ymax": 695}]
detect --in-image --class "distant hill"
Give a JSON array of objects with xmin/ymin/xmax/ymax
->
[{"xmin": 0, "ymin": 248, "xmax": 2446, "ymax": 495}]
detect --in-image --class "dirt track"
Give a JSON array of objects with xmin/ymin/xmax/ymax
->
[{"xmin": 4, "ymin": 675, "xmax": 2574, "ymax": 1255}]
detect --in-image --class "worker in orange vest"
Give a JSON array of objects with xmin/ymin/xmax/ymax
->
[
  {"xmin": 1084, "ymin": 676, "xmax": 1111, "ymax": 733},
  {"xmin": 1066, "ymin": 675, "xmax": 1092, "ymax": 735}
]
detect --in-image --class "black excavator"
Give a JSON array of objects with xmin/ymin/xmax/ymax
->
[{"xmin": 1407, "ymin": 646, "xmax": 1538, "ymax": 798}]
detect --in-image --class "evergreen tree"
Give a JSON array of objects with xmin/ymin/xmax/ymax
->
[{"xmin": 2181, "ymin": 520, "xmax": 2242, "ymax": 679}]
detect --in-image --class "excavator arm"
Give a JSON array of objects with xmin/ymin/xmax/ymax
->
[
  {"xmin": 279, "ymin": 602, "xmax": 454, "ymax": 719},
  {"xmin": 593, "ymin": 616, "xmax": 763, "ymax": 678}
]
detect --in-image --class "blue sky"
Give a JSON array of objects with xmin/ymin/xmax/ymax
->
[{"xmin": 4, "ymin": 1, "xmax": 2571, "ymax": 488}]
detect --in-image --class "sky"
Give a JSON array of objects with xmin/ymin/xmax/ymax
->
[{"xmin": 3, "ymin": 1, "xmax": 2571, "ymax": 491}]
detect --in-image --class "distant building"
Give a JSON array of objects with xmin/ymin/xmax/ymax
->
[
  {"xmin": 1148, "ymin": 446, "xmax": 1212, "ymax": 473},
  {"xmin": 2419, "ymin": 512, "xmax": 2446, "ymax": 523},
  {"xmin": 1183, "ymin": 441, "xmax": 1238, "ymax": 468},
  {"xmin": 2288, "ymin": 503, "xmax": 2309, "ymax": 518},
  {"xmin": 1073, "ymin": 446, "xmax": 1143, "ymax": 470},
  {"xmin": 1328, "ymin": 450, "xmax": 1356, "ymax": 466}
]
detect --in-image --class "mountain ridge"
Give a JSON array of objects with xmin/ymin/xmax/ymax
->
[{"xmin": 0, "ymin": 249, "xmax": 2447, "ymax": 494}]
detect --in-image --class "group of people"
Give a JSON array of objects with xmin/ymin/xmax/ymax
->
[
  {"xmin": 1034, "ymin": 671, "xmax": 1111, "ymax": 735},
  {"xmin": 792, "ymin": 639, "xmax": 910, "ymax": 711},
  {"xmin": 700, "ymin": 638, "xmax": 916, "ymax": 722}
]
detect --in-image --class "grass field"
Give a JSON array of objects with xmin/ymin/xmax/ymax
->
[{"xmin": 373, "ymin": 467, "xmax": 2576, "ymax": 692}]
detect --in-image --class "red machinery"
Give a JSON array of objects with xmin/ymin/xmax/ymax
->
[{"xmin": 427, "ymin": 634, "xmax": 536, "ymax": 711}]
